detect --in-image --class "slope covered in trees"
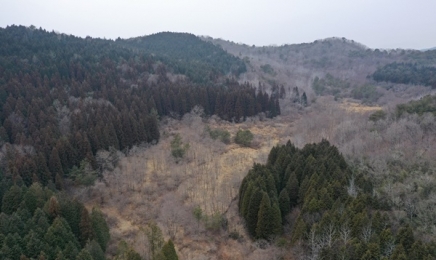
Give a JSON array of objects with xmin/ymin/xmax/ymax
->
[
  {"xmin": 0, "ymin": 25, "xmax": 278, "ymax": 190},
  {"xmin": 0, "ymin": 180, "xmax": 110, "ymax": 260},
  {"xmin": 396, "ymin": 94, "xmax": 436, "ymax": 117},
  {"xmin": 118, "ymin": 32, "xmax": 247, "ymax": 83},
  {"xmin": 239, "ymin": 140, "xmax": 436, "ymax": 259},
  {"xmin": 372, "ymin": 62, "xmax": 436, "ymax": 88},
  {"xmin": 0, "ymin": 25, "xmax": 277, "ymax": 258}
]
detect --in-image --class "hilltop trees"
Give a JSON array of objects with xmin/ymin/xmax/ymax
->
[{"xmin": 119, "ymin": 32, "xmax": 247, "ymax": 83}]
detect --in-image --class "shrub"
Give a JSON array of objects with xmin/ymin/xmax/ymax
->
[
  {"xmin": 260, "ymin": 64, "xmax": 276, "ymax": 76},
  {"xmin": 170, "ymin": 134, "xmax": 189, "ymax": 160},
  {"xmin": 229, "ymin": 230, "xmax": 241, "ymax": 240},
  {"xmin": 205, "ymin": 126, "xmax": 231, "ymax": 144},
  {"xmin": 351, "ymin": 84, "xmax": 380, "ymax": 104},
  {"xmin": 369, "ymin": 110, "xmax": 387, "ymax": 122},
  {"xmin": 234, "ymin": 129, "xmax": 253, "ymax": 147}
]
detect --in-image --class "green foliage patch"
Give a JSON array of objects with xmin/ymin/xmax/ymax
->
[
  {"xmin": 170, "ymin": 134, "xmax": 190, "ymax": 160},
  {"xmin": 351, "ymin": 84, "xmax": 380, "ymax": 104},
  {"xmin": 373, "ymin": 62, "xmax": 436, "ymax": 88},
  {"xmin": 260, "ymin": 64, "xmax": 276, "ymax": 76},
  {"xmin": 205, "ymin": 126, "xmax": 231, "ymax": 144},
  {"xmin": 369, "ymin": 110, "xmax": 387, "ymax": 122},
  {"xmin": 396, "ymin": 95, "xmax": 436, "ymax": 117},
  {"xmin": 312, "ymin": 74, "xmax": 351, "ymax": 96},
  {"xmin": 0, "ymin": 182, "xmax": 110, "ymax": 259},
  {"xmin": 234, "ymin": 129, "xmax": 254, "ymax": 147}
]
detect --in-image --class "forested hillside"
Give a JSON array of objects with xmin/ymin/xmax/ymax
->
[
  {"xmin": 0, "ymin": 25, "xmax": 277, "ymax": 186},
  {"xmin": 0, "ymin": 25, "xmax": 279, "ymax": 259},
  {"xmin": 2, "ymin": 24, "xmax": 436, "ymax": 260},
  {"xmin": 396, "ymin": 94, "xmax": 436, "ymax": 116},
  {"xmin": 372, "ymin": 62, "xmax": 436, "ymax": 88},
  {"xmin": 205, "ymin": 37, "xmax": 436, "ymax": 107},
  {"xmin": 0, "ymin": 182, "xmax": 110, "ymax": 260},
  {"xmin": 119, "ymin": 32, "xmax": 247, "ymax": 83}
]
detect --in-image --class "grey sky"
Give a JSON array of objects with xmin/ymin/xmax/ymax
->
[{"xmin": 1, "ymin": 0, "xmax": 435, "ymax": 50}]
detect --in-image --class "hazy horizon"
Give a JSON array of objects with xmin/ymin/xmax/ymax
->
[{"xmin": 1, "ymin": 0, "xmax": 436, "ymax": 50}]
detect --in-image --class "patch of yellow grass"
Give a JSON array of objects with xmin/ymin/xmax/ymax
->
[{"xmin": 340, "ymin": 100, "xmax": 382, "ymax": 113}]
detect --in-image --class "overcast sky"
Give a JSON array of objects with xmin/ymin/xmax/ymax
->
[{"xmin": 1, "ymin": 0, "xmax": 435, "ymax": 50}]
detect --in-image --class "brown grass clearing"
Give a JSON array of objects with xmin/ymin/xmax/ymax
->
[
  {"xmin": 340, "ymin": 98, "xmax": 382, "ymax": 113},
  {"xmin": 73, "ymin": 110, "xmax": 298, "ymax": 260}
]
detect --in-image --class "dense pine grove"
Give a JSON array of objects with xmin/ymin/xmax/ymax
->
[
  {"xmin": 119, "ymin": 32, "xmax": 247, "ymax": 83},
  {"xmin": 239, "ymin": 140, "xmax": 436, "ymax": 259},
  {"xmin": 0, "ymin": 181, "xmax": 110, "ymax": 260}
]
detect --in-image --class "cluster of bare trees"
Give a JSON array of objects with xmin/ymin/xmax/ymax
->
[
  {"xmin": 75, "ymin": 112, "xmax": 289, "ymax": 259},
  {"xmin": 293, "ymin": 97, "xmax": 436, "ymax": 240}
]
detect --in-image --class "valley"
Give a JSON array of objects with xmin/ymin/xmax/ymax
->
[
  {"xmin": 1, "ymin": 25, "xmax": 436, "ymax": 259},
  {"xmin": 75, "ymin": 97, "xmax": 388, "ymax": 259}
]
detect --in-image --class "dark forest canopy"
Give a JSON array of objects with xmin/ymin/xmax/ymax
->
[
  {"xmin": 239, "ymin": 140, "xmax": 436, "ymax": 259},
  {"xmin": 118, "ymin": 32, "xmax": 247, "ymax": 83},
  {"xmin": 372, "ymin": 62, "xmax": 436, "ymax": 88},
  {"xmin": 0, "ymin": 27, "xmax": 246, "ymax": 84},
  {"xmin": 0, "ymin": 181, "xmax": 110, "ymax": 260}
]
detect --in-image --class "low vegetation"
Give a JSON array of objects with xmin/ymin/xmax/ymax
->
[
  {"xmin": 351, "ymin": 84, "xmax": 380, "ymax": 104},
  {"xmin": 396, "ymin": 94, "xmax": 436, "ymax": 117},
  {"xmin": 369, "ymin": 110, "xmax": 387, "ymax": 122},
  {"xmin": 170, "ymin": 134, "xmax": 190, "ymax": 160},
  {"xmin": 312, "ymin": 74, "xmax": 351, "ymax": 97},
  {"xmin": 234, "ymin": 129, "xmax": 254, "ymax": 147},
  {"xmin": 204, "ymin": 126, "xmax": 231, "ymax": 144},
  {"xmin": 260, "ymin": 64, "xmax": 276, "ymax": 76}
]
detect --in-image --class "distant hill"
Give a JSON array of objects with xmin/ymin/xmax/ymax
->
[
  {"xmin": 203, "ymin": 36, "xmax": 436, "ymax": 104},
  {"xmin": 118, "ymin": 32, "xmax": 246, "ymax": 83},
  {"xmin": 421, "ymin": 47, "xmax": 436, "ymax": 51}
]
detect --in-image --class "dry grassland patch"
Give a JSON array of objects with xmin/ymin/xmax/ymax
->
[
  {"xmin": 340, "ymin": 99, "xmax": 382, "ymax": 113},
  {"xmin": 77, "ymin": 113, "xmax": 296, "ymax": 259}
]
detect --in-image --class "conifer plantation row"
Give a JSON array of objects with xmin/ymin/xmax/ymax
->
[
  {"xmin": 0, "ymin": 182, "xmax": 110, "ymax": 260},
  {"xmin": 238, "ymin": 140, "xmax": 436, "ymax": 259}
]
